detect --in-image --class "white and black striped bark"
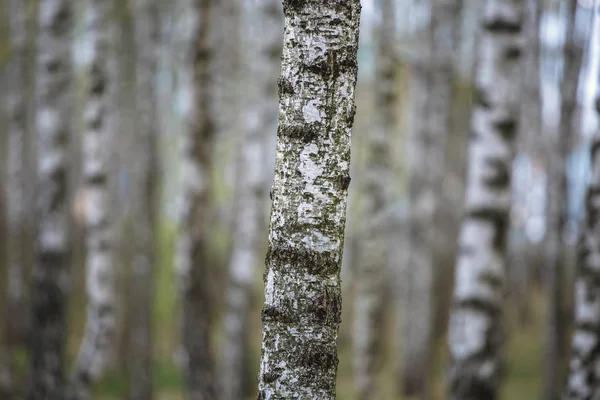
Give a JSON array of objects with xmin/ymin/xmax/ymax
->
[
  {"xmin": 130, "ymin": 0, "xmax": 159, "ymax": 398},
  {"xmin": 175, "ymin": 0, "xmax": 217, "ymax": 398},
  {"xmin": 564, "ymin": 71, "xmax": 600, "ymax": 400},
  {"xmin": 447, "ymin": 1, "xmax": 523, "ymax": 399},
  {"xmin": 3, "ymin": 0, "xmax": 28, "ymax": 397},
  {"xmin": 352, "ymin": 0, "xmax": 394, "ymax": 398},
  {"xmin": 544, "ymin": 2, "xmax": 589, "ymax": 398},
  {"xmin": 27, "ymin": 0, "xmax": 73, "ymax": 399},
  {"xmin": 219, "ymin": 1, "xmax": 282, "ymax": 399},
  {"xmin": 257, "ymin": 1, "xmax": 361, "ymax": 398},
  {"xmin": 67, "ymin": 1, "xmax": 117, "ymax": 398}
]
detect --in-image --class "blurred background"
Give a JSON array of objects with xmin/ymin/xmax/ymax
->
[{"xmin": 0, "ymin": 0, "xmax": 598, "ymax": 399}]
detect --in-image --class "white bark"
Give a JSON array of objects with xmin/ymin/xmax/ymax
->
[
  {"xmin": 352, "ymin": 0, "xmax": 395, "ymax": 398},
  {"xmin": 219, "ymin": 2, "xmax": 282, "ymax": 400},
  {"xmin": 130, "ymin": 0, "xmax": 159, "ymax": 398},
  {"xmin": 27, "ymin": 0, "xmax": 73, "ymax": 398},
  {"xmin": 67, "ymin": 1, "xmax": 117, "ymax": 398},
  {"xmin": 175, "ymin": 0, "xmax": 217, "ymax": 398},
  {"xmin": 257, "ymin": 1, "xmax": 361, "ymax": 398},
  {"xmin": 564, "ymin": 73, "xmax": 600, "ymax": 400},
  {"xmin": 3, "ymin": 0, "xmax": 28, "ymax": 396},
  {"xmin": 447, "ymin": 1, "xmax": 523, "ymax": 399}
]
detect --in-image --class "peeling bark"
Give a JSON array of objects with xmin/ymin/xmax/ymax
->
[
  {"xmin": 27, "ymin": 0, "xmax": 73, "ymax": 399},
  {"xmin": 352, "ymin": 0, "xmax": 394, "ymax": 398},
  {"xmin": 219, "ymin": 1, "xmax": 282, "ymax": 400},
  {"xmin": 256, "ymin": 1, "xmax": 361, "ymax": 398},
  {"xmin": 67, "ymin": 1, "xmax": 118, "ymax": 398},
  {"xmin": 447, "ymin": 1, "xmax": 524, "ymax": 399},
  {"xmin": 564, "ymin": 70, "xmax": 600, "ymax": 400},
  {"xmin": 175, "ymin": 0, "xmax": 217, "ymax": 399},
  {"xmin": 129, "ymin": 0, "xmax": 159, "ymax": 398}
]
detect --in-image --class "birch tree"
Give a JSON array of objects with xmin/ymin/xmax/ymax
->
[
  {"xmin": 219, "ymin": 1, "xmax": 282, "ymax": 399},
  {"xmin": 175, "ymin": 0, "xmax": 217, "ymax": 398},
  {"xmin": 447, "ymin": 1, "xmax": 523, "ymax": 398},
  {"xmin": 352, "ymin": 0, "xmax": 394, "ymax": 398},
  {"xmin": 130, "ymin": 0, "xmax": 159, "ymax": 398},
  {"xmin": 67, "ymin": 0, "xmax": 118, "ymax": 398},
  {"xmin": 402, "ymin": 0, "xmax": 461, "ymax": 396},
  {"xmin": 564, "ymin": 63, "xmax": 600, "ymax": 400},
  {"xmin": 257, "ymin": 1, "xmax": 361, "ymax": 398},
  {"xmin": 544, "ymin": 2, "xmax": 589, "ymax": 397},
  {"xmin": 3, "ymin": 0, "xmax": 28, "ymax": 396},
  {"xmin": 27, "ymin": 0, "xmax": 73, "ymax": 398}
]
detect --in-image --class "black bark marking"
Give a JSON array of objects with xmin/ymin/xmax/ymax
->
[
  {"xmin": 266, "ymin": 245, "xmax": 339, "ymax": 276},
  {"xmin": 277, "ymin": 76, "xmax": 294, "ymax": 97},
  {"xmin": 475, "ymin": 87, "xmax": 492, "ymax": 110},
  {"xmin": 483, "ymin": 17, "xmax": 522, "ymax": 34},
  {"xmin": 483, "ymin": 158, "xmax": 510, "ymax": 188},
  {"xmin": 278, "ymin": 123, "xmax": 320, "ymax": 143}
]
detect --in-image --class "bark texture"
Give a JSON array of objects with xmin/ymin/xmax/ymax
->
[
  {"xmin": 68, "ymin": 0, "xmax": 118, "ymax": 398},
  {"xmin": 564, "ymin": 74, "xmax": 600, "ymax": 400},
  {"xmin": 130, "ymin": 0, "xmax": 159, "ymax": 398},
  {"xmin": 27, "ymin": 0, "xmax": 73, "ymax": 399},
  {"xmin": 175, "ymin": 0, "xmax": 217, "ymax": 398},
  {"xmin": 3, "ymin": 0, "xmax": 28, "ymax": 397},
  {"xmin": 257, "ymin": 1, "xmax": 361, "ymax": 398},
  {"xmin": 352, "ymin": 0, "xmax": 394, "ymax": 398},
  {"xmin": 447, "ymin": 1, "xmax": 523, "ymax": 399},
  {"xmin": 544, "ymin": 2, "xmax": 588, "ymax": 398},
  {"xmin": 402, "ymin": 0, "xmax": 461, "ymax": 396},
  {"xmin": 219, "ymin": 1, "xmax": 282, "ymax": 400}
]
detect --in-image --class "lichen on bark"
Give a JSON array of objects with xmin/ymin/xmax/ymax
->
[{"xmin": 257, "ymin": 1, "xmax": 361, "ymax": 399}]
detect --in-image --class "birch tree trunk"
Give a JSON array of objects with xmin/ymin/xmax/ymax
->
[
  {"xmin": 257, "ymin": 1, "xmax": 361, "ymax": 398},
  {"xmin": 130, "ymin": 0, "xmax": 159, "ymax": 398},
  {"xmin": 219, "ymin": 1, "xmax": 282, "ymax": 399},
  {"xmin": 564, "ymin": 70, "xmax": 600, "ymax": 400},
  {"xmin": 402, "ymin": 0, "xmax": 460, "ymax": 396},
  {"xmin": 353, "ymin": 0, "xmax": 394, "ymax": 398},
  {"xmin": 544, "ymin": 2, "xmax": 588, "ymax": 398},
  {"xmin": 175, "ymin": 0, "xmax": 217, "ymax": 398},
  {"xmin": 67, "ymin": 1, "xmax": 117, "ymax": 398},
  {"xmin": 27, "ymin": 0, "xmax": 73, "ymax": 399},
  {"xmin": 3, "ymin": 0, "xmax": 28, "ymax": 397},
  {"xmin": 447, "ymin": 1, "xmax": 523, "ymax": 399}
]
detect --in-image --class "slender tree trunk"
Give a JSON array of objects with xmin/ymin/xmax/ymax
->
[
  {"xmin": 564, "ymin": 69, "xmax": 600, "ymax": 400},
  {"xmin": 175, "ymin": 0, "xmax": 217, "ymax": 398},
  {"xmin": 256, "ymin": 1, "xmax": 361, "ymax": 398},
  {"xmin": 3, "ymin": 0, "xmax": 28, "ymax": 397},
  {"xmin": 129, "ymin": 0, "xmax": 159, "ymax": 398},
  {"xmin": 544, "ymin": 2, "xmax": 589, "ymax": 398},
  {"xmin": 27, "ymin": 0, "xmax": 73, "ymax": 399},
  {"xmin": 219, "ymin": 2, "xmax": 282, "ymax": 399},
  {"xmin": 402, "ymin": 0, "xmax": 460, "ymax": 397},
  {"xmin": 67, "ymin": 1, "xmax": 118, "ymax": 398},
  {"xmin": 352, "ymin": 0, "xmax": 394, "ymax": 398},
  {"xmin": 447, "ymin": 1, "xmax": 524, "ymax": 399}
]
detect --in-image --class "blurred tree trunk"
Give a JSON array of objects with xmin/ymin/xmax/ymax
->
[
  {"xmin": 544, "ymin": 2, "xmax": 588, "ymax": 398},
  {"xmin": 447, "ymin": 1, "xmax": 523, "ymax": 399},
  {"xmin": 219, "ymin": 1, "xmax": 282, "ymax": 399},
  {"xmin": 256, "ymin": 1, "xmax": 361, "ymax": 398},
  {"xmin": 564, "ymin": 70, "xmax": 600, "ymax": 400},
  {"xmin": 3, "ymin": 0, "xmax": 28, "ymax": 397},
  {"xmin": 402, "ymin": 0, "xmax": 461, "ymax": 397},
  {"xmin": 67, "ymin": 0, "xmax": 118, "ymax": 398},
  {"xmin": 27, "ymin": 0, "xmax": 73, "ymax": 399},
  {"xmin": 129, "ymin": 0, "xmax": 159, "ymax": 398},
  {"xmin": 352, "ymin": 0, "xmax": 395, "ymax": 398},
  {"xmin": 175, "ymin": 0, "xmax": 217, "ymax": 398},
  {"xmin": 510, "ymin": 0, "xmax": 542, "ymax": 328}
]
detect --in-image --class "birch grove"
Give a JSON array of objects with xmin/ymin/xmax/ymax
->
[
  {"xmin": 447, "ymin": 0, "xmax": 524, "ymax": 398},
  {"xmin": 257, "ymin": 1, "xmax": 361, "ymax": 398}
]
